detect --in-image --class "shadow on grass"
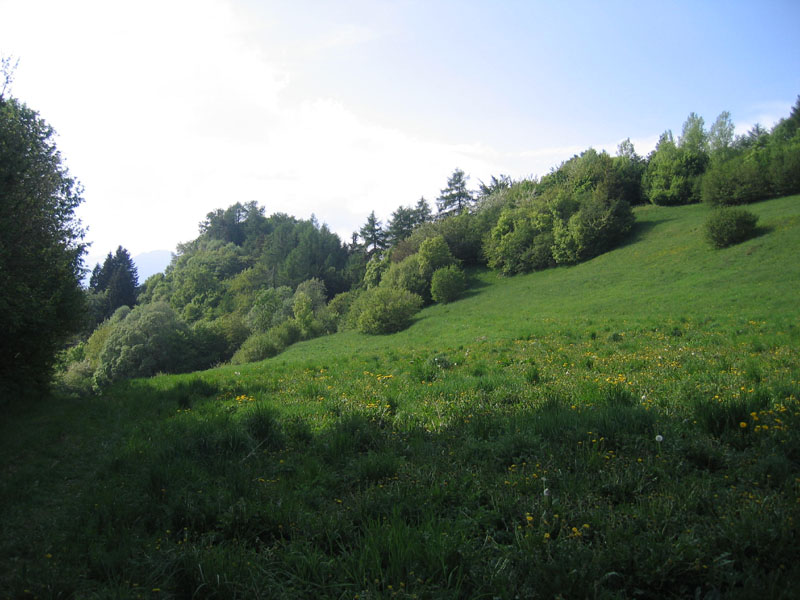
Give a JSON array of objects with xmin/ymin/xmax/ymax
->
[
  {"xmin": 617, "ymin": 217, "xmax": 672, "ymax": 248},
  {"xmin": 459, "ymin": 268, "xmax": 493, "ymax": 300}
]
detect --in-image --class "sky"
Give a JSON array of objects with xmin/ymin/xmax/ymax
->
[{"xmin": 1, "ymin": 0, "xmax": 798, "ymax": 274}]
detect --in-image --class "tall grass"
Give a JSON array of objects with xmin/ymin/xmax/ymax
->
[{"xmin": 2, "ymin": 195, "xmax": 800, "ymax": 598}]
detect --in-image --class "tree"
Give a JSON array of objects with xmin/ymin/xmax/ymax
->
[
  {"xmin": 644, "ymin": 130, "xmax": 702, "ymax": 205},
  {"xmin": 413, "ymin": 197, "xmax": 432, "ymax": 224},
  {"xmin": 679, "ymin": 112, "xmax": 708, "ymax": 155},
  {"xmin": 89, "ymin": 246, "xmax": 139, "ymax": 317},
  {"xmin": 436, "ymin": 168, "xmax": 474, "ymax": 217},
  {"xmin": 708, "ymin": 111, "xmax": 735, "ymax": 161},
  {"xmin": 478, "ymin": 174, "xmax": 512, "ymax": 199},
  {"xmin": 386, "ymin": 205, "xmax": 418, "ymax": 246},
  {"xmin": 359, "ymin": 211, "xmax": 387, "ymax": 258},
  {"xmin": 0, "ymin": 84, "xmax": 86, "ymax": 398}
]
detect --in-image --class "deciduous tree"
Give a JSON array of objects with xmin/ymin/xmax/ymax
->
[{"xmin": 0, "ymin": 80, "xmax": 86, "ymax": 398}]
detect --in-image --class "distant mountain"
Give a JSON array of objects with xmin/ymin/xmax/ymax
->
[{"xmin": 133, "ymin": 250, "xmax": 173, "ymax": 282}]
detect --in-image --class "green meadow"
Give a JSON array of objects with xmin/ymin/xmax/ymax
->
[{"xmin": 2, "ymin": 195, "xmax": 799, "ymax": 599}]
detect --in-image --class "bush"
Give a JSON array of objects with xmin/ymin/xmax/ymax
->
[
  {"xmin": 704, "ymin": 208, "xmax": 759, "ymax": 249},
  {"xmin": 701, "ymin": 152, "xmax": 768, "ymax": 206},
  {"xmin": 93, "ymin": 302, "xmax": 196, "ymax": 388},
  {"xmin": 381, "ymin": 254, "xmax": 429, "ymax": 299},
  {"xmin": 417, "ymin": 235, "xmax": 455, "ymax": 279},
  {"xmin": 350, "ymin": 286, "xmax": 423, "ymax": 334},
  {"xmin": 430, "ymin": 265, "xmax": 466, "ymax": 304},
  {"xmin": 230, "ymin": 331, "xmax": 280, "ymax": 365}
]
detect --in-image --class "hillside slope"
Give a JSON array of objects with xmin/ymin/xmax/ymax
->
[
  {"xmin": 280, "ymin": 194, "xmax": 800, "ymax": 363},
  {"xmin": 2, "ymin": 194, "xmax": 799, "ymax": 599}
]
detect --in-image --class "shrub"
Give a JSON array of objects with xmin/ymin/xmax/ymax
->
[
  {"xmin": 381, "ymin": 254, "xmax": 429, "ymax": 299},
  {"xmin": 430, "ymin": 265, "xmax": 466, "ymax": 304},
  {"xmin": 701, "ymin": 152, "xmax": 768, "ymax": 206},
  {"xmin": 704, "ymin": 208, "xmax": 759, "ymax": 249},
  {"xmin": 230, "ymin": 331, "xmax": 280, "ymax": 365},
  {"xmin": 351, "ymin": 286, "xmax": 423, "ymax": 334},
  {"xmin": 417, "ymin": 235, "xmax": 455, "ymax": 279},
  {"xmin": 93, "ymin": 302, "xmax": 196, "ymax": 388}
]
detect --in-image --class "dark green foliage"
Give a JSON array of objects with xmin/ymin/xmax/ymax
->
[
  {"xmin": 550, "ymin": 192, "xmax": 635, "ymax": 264},
  {"xmin": 430, "ymin": 265, "xmax": 466, "ymax": 303},
  {"xmin": 704, "ymin": 208, "xmax": 759, "ymax": 249},
  {"xmin": 644, "ymin": 128, "xmax": 708, "ymax": 205},
  {"xmin": 380, "ymin": 254, "xmax": 429, "ymax": 299},
  {"xmin": 417, "ymin": 235, "xmax": 456, "ymax": 278},
  {"xmin": 246, "ymin": 285, "xmax": 293, "ymax": 333},
  {"xmin": 477, "ymin": 174, "xmax": 512, "ymax": 199},
  {"xmin": 613, "ymin": 139, "xmax": 646, "ymax": 205},
  {"xmin": 93, "ymin": 302, "xmax": 197, "ymax": 387},
  {"xmin": 485, "ymin": 151, "xmax": 635, "ymax": 275},
  {"xmin": 230, "ymin": 331, "xmax": 280, "ymax": 364},
  {"xmin": 0, "ymin": 94, "xmax": 86, "ymax": 398},
  {"xmin": 198, "ymin": 201, "xmax": 265, "ymax": 246},
  {"xmin": 88, "ymin": 246, "xmax": 139, "ymax": 320},
  {"xmin": 359, "ymin": 210, "xmax": 388, "ymax": 258},
  {"xmin": 350, "ymin": 286, "xmax": 423, "ymax": 334},
  {"xmin": 326, "ymin": 290, "xmax": 358, "ymax": 330},
  {"xmin": 701, "ymin": 151, "xmax": 768, "ymax": 206},
  {"xmin": 436, "ymin": 168, "xmax": 474, "ymax": 217}
]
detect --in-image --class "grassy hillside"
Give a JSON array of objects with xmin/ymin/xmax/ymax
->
[{"xmin": 2, "ymin": 196, "xmax": 799, "ymax": 599}]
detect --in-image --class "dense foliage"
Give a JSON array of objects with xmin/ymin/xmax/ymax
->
[
  {"xmin": 485, "ymin": 149, "xmax": 636, "ymax": 275},
  {"xmin": 0, "ymin": 92, "xmax": 85, "ymax": 399},
  {"xmin": 430, "ymin": 265, "xmax": 466, "ymax": 303},
  {"xmin": 86, "ymin": 246, "xmax": 139, "ymax": 325},
  {"xmin": 49, "ymin": 98, "xmax": 800, "ymax": 386},
  {"xmin": 704, "ymin": 207, "xmax": 759, "ymax": 248}
]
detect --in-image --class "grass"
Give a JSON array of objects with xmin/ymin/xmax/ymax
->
[{"xmin": 2, "ymin": 195, "xmax": 800, "ymax": 599}]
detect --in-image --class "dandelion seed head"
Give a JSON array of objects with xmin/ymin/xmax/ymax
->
[{"xmin": 655, "ymin": 434, "xmax": 664, "ymax": 443}]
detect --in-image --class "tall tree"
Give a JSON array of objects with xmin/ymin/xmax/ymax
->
[
  {"xmin": 478, "ymin": 174, "xmax": 512, "ymax": 199},
  {"xmin": 386, "ymin": 205, "xmax": 418, "ymax": 246},
  {"xmin": 0, "ymin": 81, "xmax": 86, "ymax": 397},
  {"xmin": 89, "ymin": 246, "xmax": 139, "ymax": 317},
  {"xmin": 708, "ymin": 111, "xmax": 735, "ymax": 160},
  {"xmin": 679, "ymin": 112, "xmax": 708, "ymax": 155},
  {"xmin": 413, "ymin": 197, "xmax": 432, "ymax": 225},
  {"xmin": 436, "ymin": 168, "xmax": 474, "ymax": 217},
  {"xmin": 359, "ymin": 211, "xmax": 387, "ymax": 258}
]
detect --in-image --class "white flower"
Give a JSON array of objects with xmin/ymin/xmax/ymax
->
[
  {"xmin": 655, "ymin": 434, "xmax": 663, "ymax": 443},
  {"xmin": 543, "ymin": 488, "xmax": 551, "ymax": 497}
]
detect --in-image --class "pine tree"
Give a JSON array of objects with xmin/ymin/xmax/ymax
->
[
  {"xmin": 359, "ymin": 211, "xmax": 387, "ymax": 258},
  {"xmin": 436, "ymin": 169, "xmax": 474, "ymax": 217},
  {"xmin": 90, "ymin": 246, "xmax": 139, "ymax": 317}
]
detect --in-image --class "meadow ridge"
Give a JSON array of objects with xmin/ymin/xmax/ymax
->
[{"xmin": 2, "ymin": 195, "xmax": 799, "ymax": 598}]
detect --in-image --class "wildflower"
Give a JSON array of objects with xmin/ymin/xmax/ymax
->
[
  {"xmin": 543, "ymin": 488, "xmax": 551, "ymax": 497},
  {"xmin": 739, "ymin": 422, "xmax": 748, "ymax": 429},
  {"xmin": 655, "ymin": 434, "xmax": 663, "ymax": 443},
  {"xmin": 544, "ymin": 532, "xmax": 551, "ymax": 540}
]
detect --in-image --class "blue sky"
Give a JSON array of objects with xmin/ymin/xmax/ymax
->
[{"xmin": 1, "ymin": 0, "xmax": 798, "ymax": 274}]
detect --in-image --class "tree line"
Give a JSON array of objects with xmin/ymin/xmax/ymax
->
[{"xmin": 2, "ymin": 55, "xmax": 798, "ymax": 399}]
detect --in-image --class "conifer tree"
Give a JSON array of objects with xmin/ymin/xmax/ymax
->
[{"xmin": 436, "ymin": 168, "xmax": 474, "ymax": 217}]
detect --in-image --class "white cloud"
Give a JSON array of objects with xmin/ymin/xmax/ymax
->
[{"xmin": 1, "ymin": 0, "xmax": 511, "ymax": 263}]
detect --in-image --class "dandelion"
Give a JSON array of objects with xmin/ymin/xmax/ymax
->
[
  {"xmin": 739, "ymin": 422, "xmax": 748, "ymax": 429},
  {"xmin": 543, "ymin": 488, "xmax": 551, "ymax": 497},
  {"xmin": 655, "ymin": 434, "xmax": 663, "ymax": 443}
]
